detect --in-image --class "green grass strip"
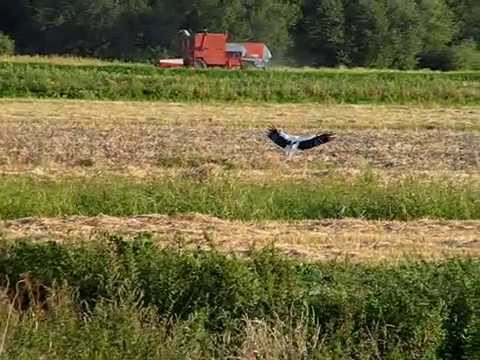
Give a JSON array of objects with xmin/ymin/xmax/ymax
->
[
  {"xmin": 0, "ymin": 173, "xmax": 478, "ymax": 220},
  {"xmin": 1, "ymin": 62, "xmax": 479, "ymax": 104}
]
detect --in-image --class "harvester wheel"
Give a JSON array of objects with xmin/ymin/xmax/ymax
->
[
  {"xmin": 194, "ymin": 59, "xmax": 207, "ymax": 69},
  {"xmin": 241, "ymin": 61, "xmax": 256, "ymax": 70}
]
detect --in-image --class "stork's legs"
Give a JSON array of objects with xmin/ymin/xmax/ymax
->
[
  {"xmin": 284, "ymin": 143, "xmax": 298, "ymax": 161},
  {"xmin": 302, "ymin": 160, "xmax": 309, "ymax": 177}
]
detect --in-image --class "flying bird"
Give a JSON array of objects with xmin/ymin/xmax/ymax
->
[{"xmin": 266, "ymin": 127, "xmax": 335, "ymax": 159}]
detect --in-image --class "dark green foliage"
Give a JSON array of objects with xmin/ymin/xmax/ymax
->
[
  {"xmin": 0, "ymin": 61, "xmax": 479, "ymax": 104},
  {"xmin": 0, "ymin": 32, "xmax": 14, "ymax": 55},
  {"xmin": 464, "ymin": 283, "xmax": 480, "ymax": 360},
  {"xmin": 292, "ymin": 0, "xmax": 470, "ymax": 69},
  {"xmin": 0, "ymin": 239, "xmax": 304, "ymax": 332},
  {"xmin": 454, "ymin": 40, "xmax": 480, "ymax": 70},
  {"xmin": 0, "ymin": 173, "xmax": 478, "ymax": 221},
  {"xmin": 446, "ymin": 0, "xmax": 480, "ymax": 45},
  {"xmin": 418, "ymin": 48, "xmax": 457, "ymax": 71},
  {"xmin": 0, "ymin": 239, "xmax": 479, "ymax": 358},
  {"xmin": 295, "ymin": 0, "xmax": 347, "ymax": 66},
  {"xmin": 0, "ymin": 0, "xmax": 478, "ymax": 68},
  {"xmin": 293, "ymin": 0, "xmax": 478, "ymax": 69},
  {"xmin": 0, "ymin": 0, "xmax": 298, "ymax": 61}
]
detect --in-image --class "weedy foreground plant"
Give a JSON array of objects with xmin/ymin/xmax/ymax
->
[{"xmin": 0, "ymin": 238, "xmax": 479, "ymax": 359}]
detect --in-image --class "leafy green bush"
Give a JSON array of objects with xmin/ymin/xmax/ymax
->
[
  {"xmin": 454, "ymin": 40, "xmax": 480, "ymax": 70},
  {"xmin": 0, "ymin": 32, "xmax": 14, "ymax": 55},
  {"xmin": 417, "ymin": 48, "xmax": 457, "ymax": 71},
  {"xmin": 0, "ymin": 238, "xmax": 479, "ymax": 358}
]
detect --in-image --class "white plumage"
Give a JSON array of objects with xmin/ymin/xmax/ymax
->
[{"xmin": 266, "ymin": 127, "xmax": 335, "ymax": 159}]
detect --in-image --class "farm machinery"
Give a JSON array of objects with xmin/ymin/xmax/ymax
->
[{"xmin": 157, "ymin": 29, "xmax": 272, "ymax": 69}]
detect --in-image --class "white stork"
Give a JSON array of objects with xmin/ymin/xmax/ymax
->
[{"xmin": 266, "ymin": 127, "xmax": 335, "ymax": 159}]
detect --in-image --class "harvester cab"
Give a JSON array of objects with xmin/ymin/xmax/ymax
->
[{"xmin": 158, "ymin": 29, "xmax": 272, "ymax": 69}]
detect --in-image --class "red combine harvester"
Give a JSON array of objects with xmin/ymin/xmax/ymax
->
[{"xmin": 158, "ymin": 30, "xmax": 272, "ymax": 69}]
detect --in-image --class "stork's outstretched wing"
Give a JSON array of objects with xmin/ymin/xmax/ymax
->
[
  {"xmin": 267, "ymin": 127, "xmax": 291, "ymax": 149},
  {"xmin": 298, "ymin": 132, "xmax": 335, "ymax": 150}
]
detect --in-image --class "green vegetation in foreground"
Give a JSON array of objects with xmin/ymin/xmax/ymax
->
[
  {"xmin": 0, "ymin": 172, "xmax": 478, "ymax": 221},
  {"xmin": 0, "ymin": 62, "xmax": 479, "ymax": 104},
  {"xmin": 0, "ymin": 238, "xmax": 479, "ymax": 359}
]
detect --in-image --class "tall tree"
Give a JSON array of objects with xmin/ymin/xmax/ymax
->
[
  {"xmin": 343, "ymin": 0, "xmax": 390, "ymax": 67},
  {"xmin": 293, "ymin": 0, "xmax": 346, "ymax": 66},
  {"xmin": 1, "ymin": 0, "xmax": 477, "ymax": 68},
  {"xmin": 417, "ymin": 0, "xmax": 456, "ymax": 51},
  {"xmin": 145, "ymin": 0, "xmax": 298, "ymax": 59},
  {"xmin": 446, "ymin": 0, "xmax": 480, "ymax": 44},
  {"xmin": 241, "ymin": 0, "xmax": 300, "ymax": 58},
  {"xmin": 378, "ymin": 0, "xmax": 422, "ymax": 69},
  {"xmin": 29, "ymin": 0, "xmax": 152, "ymax": 58}
]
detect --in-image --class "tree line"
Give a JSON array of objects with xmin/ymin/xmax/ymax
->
[{"xmin": 0, "ymin": 0, "xmax": 479, "ymax": 69}]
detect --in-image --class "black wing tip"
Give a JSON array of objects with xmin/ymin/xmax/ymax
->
[
  {"xmin": 297, "ymin": 131, "xmax": 336, "ymax": 150},
  {"xmin": 265, "ymin": 126, "xmax": 290, "ymax": 149},
  {"xmin": 321, "ymin": 132, "xmax": 336, "ymax": 141},
  {"xmin": 266, "ymin": 126, "xmax": 281, "ymax": 138}
]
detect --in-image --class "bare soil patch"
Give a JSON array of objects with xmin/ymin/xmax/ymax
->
[{"xmin": 1, "ymin": 215, "xmax": 479, "ymax": 262}]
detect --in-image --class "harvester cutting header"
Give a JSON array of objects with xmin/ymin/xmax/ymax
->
[{"xmin": 158, "ymin": 29, "xmax": 272, "ymax": 69}]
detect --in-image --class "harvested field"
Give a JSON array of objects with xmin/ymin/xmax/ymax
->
[
  {"xmin": 1, "ymin": 99, "xmax": 479, "ymax": 131},
  {"xmin": 0, "ymin": 125, "xmax": 477, "ymax": 172},
  {"xmin": 1, "ymin": 215, "xmax": 479, "ymax": 261},
  {"xmin": 0, "ymin": 101, "xmax": 479, "ymax": 173}
]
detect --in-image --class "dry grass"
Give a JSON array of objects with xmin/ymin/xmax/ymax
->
[
  {"xmin": 1, "ymin": 100, "xmax": 478, "ymax": 174},
  {"xmin": 1, "ymin": 214, "xmax": 479, "ymax": 262},
  {"xmin": 238, "ymin": 318, "xmax": 318, "ymax": 360},
  {"xmin": 1, "ymin": 99, "xmax": 479, "ymax": 131},
  {"xmin": 0, "ymin": 103, "xmax": 478, "ymax": 173}
]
